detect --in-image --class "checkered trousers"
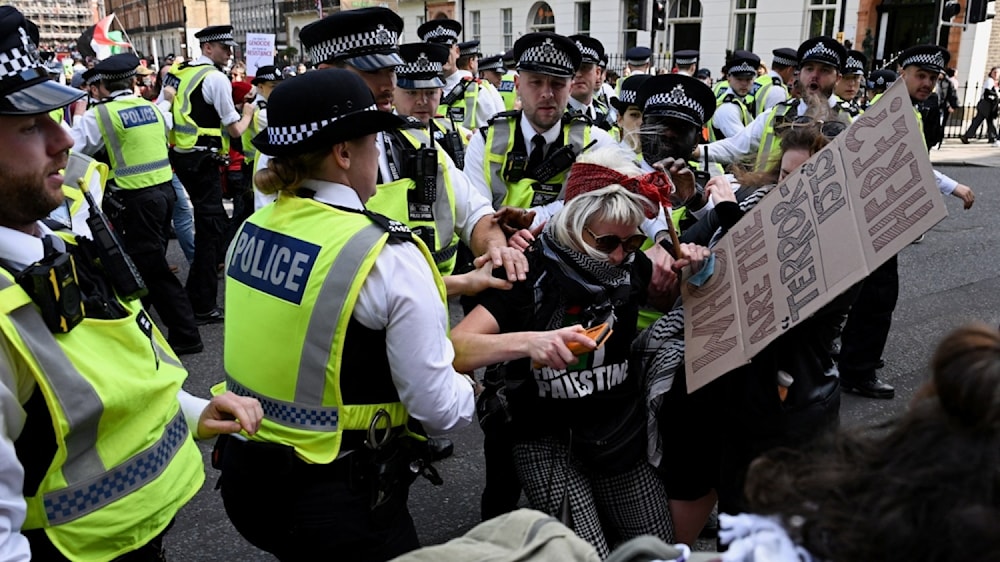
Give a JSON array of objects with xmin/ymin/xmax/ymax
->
[{"xmin": 512, "ymin": 436, "xmax": 674, "ymax": 558}]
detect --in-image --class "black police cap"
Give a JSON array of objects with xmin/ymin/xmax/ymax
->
[
  {"xmin": 300, "ymin": 8, "xmax": 403, "ymax": 71},
  {"xmin": 513, "ymin": 32, "xmax": 581, "ymax": 78},
  {"xmin": 418, "ymin": 19, "xmax": 462, "ymax": 45},
  {"xmin": 568, "ymin": 35, "xmax": 605, "ymax": 66},
  {"xmin": 195, "ymin": 25, "xmax": 237, "ymax": 46},
  {"xmin": 253, "ymin": 68, "xmax": 404, "ymax": 157},
  {"xmin": 636, "ymin": 74, "xmax": 716, "ymax": 127},
  {"xmin": 0, "ymin": 6, "xmax": 83, "ymax": 115},
  {"xmin": 797, "ymin": 37, "xmax": 846, "ymax": 70},
  {"xmin": 396, "ymin": 42, "xmax": 449, "ymax": 89},
  {"xmin": 610, "ymin": 74, "xmax": 652, "ymax": 114},
  {"xmin": 93, "ymin": 53, "xmax": 141, "ymax": 82},
  {"xmin": 899, "ymin": 45, "xmax": 950, "ymax": 75}
]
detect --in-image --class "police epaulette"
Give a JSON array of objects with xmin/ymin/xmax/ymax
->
[
  {"xmin": 488, "ymin": 110, "xmax": 520, "ymax": 125},
  {"xmin": 772, "ymin": 76, "xmax": 782, "ymax": 86},
  {"xmin": 400, "ymin": 115, "xmax": 426, "ymax": 129},
  {"xmin": 258, "ymin": 100, "xmax": 267, "ymax": 110},
  {"xmin": 562, "ymin": 111, "xmax": 592, "ymax": 125},
  {"xmin": 722, "ymin": 93, "xmax": 737, "ymax": 103},
  {"xmin": 363, "ymin": 210, "xmax": 414, "ymax": 242}
]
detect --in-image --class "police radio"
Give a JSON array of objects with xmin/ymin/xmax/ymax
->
[
  {"xmin": 82, "ymin": 188, "xmax": 148, "ymax": 301},
  {"xmin": 438, "ymin": 119, "xmax": 466, "ymax": 169},
  {"xmin": 403, "ymin": 144, "xmax": 438, "ymax": 204},
  {"xmin": 532, "ymin": 139, "xmax": 598, "ymax": 183},
  {"xmin": 15, "ymin": 237, "xmax": 85, "ymax": 333}
]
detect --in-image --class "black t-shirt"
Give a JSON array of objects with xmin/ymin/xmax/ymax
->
[{"xmin": 477, "ymin": 247, "xmax": 653, "ymax": 471}]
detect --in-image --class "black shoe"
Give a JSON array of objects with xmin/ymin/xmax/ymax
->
[
  {"xmin": 960, "ymin": 135, "xmax": 970, "ymax": 144},
  {"xmin": 842, "ymin": 376, "xmax": 895, "ymax": 399},
  {"xmin": 171, "ymin": 341, "xmax": 204, "ymax": 355},
  {"xmin": 194, "ymin": 307, "xmax": 225, "ymax": 325}
]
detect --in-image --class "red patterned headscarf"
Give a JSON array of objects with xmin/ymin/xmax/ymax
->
[{"xmin": 564, "ymin": 162, "xmax": 674, "ymax": 218}]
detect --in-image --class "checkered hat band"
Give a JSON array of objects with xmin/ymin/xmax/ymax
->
[
  {"xmin": 802, "ymin": 44, "xmax": 840, "ymax": 65},
  {"xmin": 619, "ymin": 89, "xmax": 637, "ymax": 104},
  {"xmin": 199, "ymin": 33, "xmax": 233, "ymax": 43},
  {"xmin": 423, "ymin": 27, "xmax": 458, "ymax": 41},
  {"xmin": 307, "ymin": 28, "xmax": 400, "ymax": 63},
  {"xmin": 577, "ymin": 44, "xmax": 599, "ymax": 63},
  {"xmin": 99, "ymin": 69, "xmax": 136, "ymax": 81},
  {"xmin": 459, "ymin": 46, "xmax": 479, "ymax": 57},
  {"xmin": 520, "ymin": 44, "xmax": 574, "ymax": 72},
  {"xmin": 902, "ymin": 53, "xmax": 944, "ymax": 69},
  {"xmin": 0, "ymin": 47, "xmax": 43, "ymax": 82},
  {"xmin": 267, "ymin": 104, "xmax": 377, "ymax": 145},
  {"xmin": 257, "ymin": 71, "xmax": 279, "ymax": 81},
  {"xmin": 84, "ymin": 74, "xmax": 100, "ymax": 85},
  {"xmin": 728, "ymin": 62, "xmax": 756, "ymax": 74},
  {"xmin": 397, "ymin": 59, "xmax": 442, "ymax": 77},
  {"xmin": 773, "ymin": 55, "xmax": 797, "ymax": 66},
  {"xmin": 845, "ymin": 56, "xmax": 864, "ymax": 71},
  {"xmin": 480, "ymin": 60, "xmax": 503, "ymax": 71},
  {"xmin": 645, "ymin": 88, "xmax": 704, "ymax": 122}
]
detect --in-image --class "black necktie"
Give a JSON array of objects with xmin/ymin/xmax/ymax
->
[{"xmin": 527, "ymin": 134, "xmax": 546, "ymax": 173}]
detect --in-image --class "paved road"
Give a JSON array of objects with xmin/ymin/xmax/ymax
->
[{"xmin": 162, "ymin": 165, "xmax": 999, "ymax": 560}]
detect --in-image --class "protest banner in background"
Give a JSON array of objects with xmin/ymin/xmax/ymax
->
[
  {"xmin": 683, "ymin": 80, "xmax": 949, "ymax": 392},
  {"xmin": 245, "ymin": 33, "xmax": 275, "ymax": 78}
]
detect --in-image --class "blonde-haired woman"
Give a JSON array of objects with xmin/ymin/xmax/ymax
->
[{"xmin": 452, "ymin": 147, "xmax": 709, "ymax": 557}]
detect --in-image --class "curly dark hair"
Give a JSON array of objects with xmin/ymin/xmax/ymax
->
[{"xmin": 743, "ymin": 323, "xmax": 1000, "ymax": 561}]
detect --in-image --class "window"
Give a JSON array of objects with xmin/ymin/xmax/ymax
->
[
  {"xmin": 470, "ymin": 11, "xmax": 481, "ymax": 41},
  {"xmin": 502, "ymin": 8, "xmax": 513, "ymax": 50},
  {"xmin": 807, "ymin": 0, "xmax": 837, "ymax": 38},
  {"xmin": 576, "ymin": 2, "xmax": 591, "ymax": 35},
  {"xmin": 623, "ymin": 0, "xmax": 644, "ymax": 51},
  {"xmin": 529, "ymin": 2, "xmax": 556, "ymax": 33},
  {"xmin": 670, "ymin": 0, "xmax": 701, "ymax": 18},
  {"xmin": 733, "ymin": 0, "xmax": 756, "ymax": 51}
]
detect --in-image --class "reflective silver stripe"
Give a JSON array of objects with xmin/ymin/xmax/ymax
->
[
  {"xmin": 153, "ymin": 339, "xmax": 184, "ymax": 369},
  {"xmin": 295, "ymin": 224, "xmax": 386, "ymax": 405},
  {"xmin": 94, "ymin": 104, "xmax": 127, "ymax": 171},
  {"xmin": 175, "ymin": 66, "xmax": 216, "ymax": 135},
  {"xmin": 0, "ymin": 277, "xmax": 105, "ymax": 482},
  {"xmin": 462, "ymin": 82, "xmax": 478, "ymax": 129},
  {"xmin": 405, "ymin": 127, "xmax": 454, "ymax": 253},
  {"xmin": 226, "ymin": 375, "xmax": 338, "ymax": 431},
  {"xmin": 63, "ymin": 152, "xmax": 94, "ymax": 191},
  {"xmin": 488, "ymin": 118, "xmax": 513, "ymax": 208},
  {"xmin": 43, "ymin": 409, "xmax": 189, "ymax": 525},
  {"xmin": 115, "ymin": 158, "xmax": 171, "ymax": 178},
  {"xmin": 756, "ymin": 103, "xmax": 793, "ymax": 171}
]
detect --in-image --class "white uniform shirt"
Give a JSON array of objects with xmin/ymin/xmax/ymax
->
[
  {"xmin": 702, "ymin": 95, "xmax": 957, "ymax": 195},
  {"xmin": 567, "ymin": 96, "xmax": 599, "ymax": 120},
  {"xmin": 760, "ymin": 71, "xmax": 788, "ymax": 113},
  {"xmin": 70, "ymin": 90, "xmax": 172, "ymax": 156},
  {"xmin": 712, "ymin": 90, "xmax": 751, "ymax": 139},
  {"xmin": 0, "ymin": 223, "xmax": 209, "ymax": 562},
  {"xmin": 188, "ymin": 55, "xmax": 241, "ymax": 127},
  {"xmin": 300, "ymin": 180, "xmax": 475, "ymax": 435},
  {"xmin": 444, "ymin": 70, "xmax": 503, "ymax": 128}
]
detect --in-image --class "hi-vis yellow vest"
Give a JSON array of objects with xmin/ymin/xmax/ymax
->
[
  {"xmin": 169, "ymin": 63, "xmax": 229, "ymax": 151},
  {"xmin": 439, "ymin": 77, "xmax": 481, "ymax": 129},
  {"xmin": 0, "ymin": 262, "xmax": 203, "ymax": 561},
  {"xmin": 93, "ymin": 96, "xmax": 173, "ymax": 189},
  {"xmin": 484, "ymin": 112, "xmax": 592, "ymax": 209},
  {"xmin": 49, "ymin": 152, "xmax": 108, "ymax": 235},
  {"xmin": 221, "ymin": 195, "xmax": 446, "ymax": 464},
  {"xmin": 366, "ymin": 127, "xmax": 460, "ymax": 276},
  {"xmin": 241, "ymin": 102, "xmax": 265, "ymax": 165},
  {"xmin": 499, "ymin": 71, "xmax": 517, "ymax": 111}
]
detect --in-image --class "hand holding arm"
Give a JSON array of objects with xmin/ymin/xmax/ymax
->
[{"xmin": 196, "ymin": 391, "xmax": 263, "ymax": 439}]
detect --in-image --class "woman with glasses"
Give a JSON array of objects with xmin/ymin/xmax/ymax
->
[{"xmin": 451, "ymin": 146, "xmax": 710, "ymax": 557}]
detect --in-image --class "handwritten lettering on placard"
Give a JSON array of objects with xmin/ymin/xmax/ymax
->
[{"xmin": 682, "ymin": 80, "xmax": 947, "ymax": 393}]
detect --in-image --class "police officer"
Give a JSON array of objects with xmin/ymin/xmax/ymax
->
[
  {"xmin": 394, "ymin": 42, "xmax": 470, "ymax": 169},
  {"xmin": 617, "ymin": 46, "xmax": 652, "ymax": 93},
  {"xmin": 865, "ymin": 68, "xmax": 897, "ymax": 107},
  {"xmin": 674, "ymin": 49, "xmax": 699, "ymax": 76},
  {"xmin": 478, "ymin": 53, "xmax": 506, "ymax": 90},
  {"xmin": 693, "ymin": 36, "xmax": 854, "ymax": 172},
  {"xmin": 836, "ymin": 49, "xmax": 867, "ymax": 116},
  {"xmin": 166, "ymin": 25, "xmax": 255, "ymax": 325},
  {"xmin": 499, "ymin": 49, "xmax": 519, "ymax": 111},
  {"xmin": 420, "ymin": 20, "xmax": 504, "ymax": 130},
  {"xmin": 235, "ymin": 65, "xmax": 280, "ymax": 228},
  {"xmin": 0, "ymin": 8, "xmax": 261, "ymax": 559},
  {"xmin": 838, "ymin": 45, "xmax": 975, "ymax": 400},
  {"xmin": 708, "ymin": 50, "xmax": 760, "ymax": 141},
  {"xmin": 753, "ymin": 47, "xmax": 796, "ymax": 114},
  {"xmin": 609, "ymin": 74, "xmax": 651, "ymax": 152},
  {"xmin": 217, "ymin": 68, "xmax": 475, "ymax": 561},
  {"xmin": 298, "ymin": 8, "xmax": 524, "ymax": 288},
  {"xmin": 566, "ymin": 34, "xmax": 613, "ymax": 130},
  {"xmin": 69, "ymin": 52, "xmax": 203, "ymax": 355}
]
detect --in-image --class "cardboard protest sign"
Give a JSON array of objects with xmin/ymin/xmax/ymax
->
[
  {"xmin": 683, "ymin": 80, "xmax": 948, "ymax": 392},
  {"xmin": 245, "ymin": 33, "xmax": 275, "ymax": 78}
]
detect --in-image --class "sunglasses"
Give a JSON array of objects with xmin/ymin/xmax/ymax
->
[
  {"xmin": 584, "ymin": 227, "xmax": 646, "ymax": 254},
  {"xmin": 774, "ymin": 115, "xmax": 848, "ymax": 139}
]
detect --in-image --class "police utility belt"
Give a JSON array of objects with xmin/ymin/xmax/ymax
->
[
  {"xmin": 214, "ymin": 412, "xmax": 453, "ymax": 524},
  {"xmin": 13, "ymin": 191, "xmax": 146, "ymax": 334}
]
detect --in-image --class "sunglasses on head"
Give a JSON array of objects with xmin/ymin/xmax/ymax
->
[
  {"xmin": 774, "ymin": 115, "xmax": 848, "ymax": 139},
  {"xmin": 584, "ymin": 227, "xmax": 646, "ymax": 254}
]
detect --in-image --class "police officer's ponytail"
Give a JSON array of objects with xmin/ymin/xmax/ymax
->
[{"xmin": 254, "ymin": 149, "xmax": 331, "ymax": 196}]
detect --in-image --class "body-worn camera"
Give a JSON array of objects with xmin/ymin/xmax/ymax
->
[
  {"xmin": 16, "ymin": 248, "xmax": 85, "ymax": 333},
  {"xmin": 403, "ymin": 145, "xmax": 438, "ymax": 204}
]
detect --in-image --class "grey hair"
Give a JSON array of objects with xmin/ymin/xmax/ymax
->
[{"xmin": 549, "ymin": 147, "xmax": 650, "ymax": 260}]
